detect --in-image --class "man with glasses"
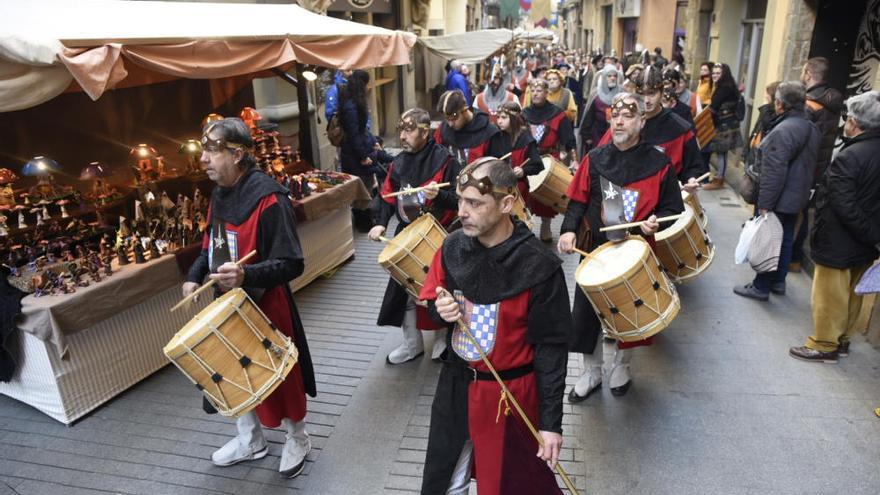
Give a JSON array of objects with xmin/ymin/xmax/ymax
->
[
  {"xmin": 183, "ymin": 118, "xmax": 316, "ymax": 478},
  {"xmin": 523, "ymin": 78, "xmax": 577, "ymax": 242},
  {"xmin": 434, "ymin": 89, "xmax": 499, "ymax": 167},
  {"xmin": 559, "ymin": 93, "xmax": 684, "ymax": 401},
  {"xmin": 418, "ymin": 157, "xmax": 571, "ymax": 495},
  {"xmin": 369, "ymin": 108, "xmax": 462, "ymax": 365}
]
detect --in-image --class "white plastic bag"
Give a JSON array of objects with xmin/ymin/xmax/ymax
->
[{"xmin": 735, "ymin": 214, "xmax": 765, "ymax": 264}]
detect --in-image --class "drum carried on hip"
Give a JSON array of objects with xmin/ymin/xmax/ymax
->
[
  {"xmin": 164, "ymin": 288, "xmax": 298, "ymax": 417},
  {"xmin": 682, "ymin": 190, "xmax": 709, "ymax": 229},
  {"xmin": 575, "ymin": 237, "xmax": 680, "ymax": 342},
  {"xmin": 654, "ymin": 204, "xmax": 715, "ymax": 282},
  {"xmin": 527, "ymin": 155, "xmax": 573, "ymax": 214},
  {"xmin": 378, "ymin": 213, "xmax": 448, "ymax": 300}
]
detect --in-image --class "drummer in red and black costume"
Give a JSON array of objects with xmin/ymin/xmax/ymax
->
[
  {"xmin": 419, "ymin": 157, "xmax": 572, "ymax": 495},
  {"xmin": 369, "ymin": 108, "xmax": 462, "ymax": 365},
  {"xmin": 558, "ymin": 93, "xmax": 684, "ymax": 400},
  {"xmin": 183, "ymin": 118, "xmax": 316, "ymax": 478},
  {"xmin": 522, "ymin": 77, "xmax": 577, "ymax": 242},
  {"xmin": 434, "ymin": 89, "xmax": 500, "ymax": 167},
  {"xmin": 596, "ymin": 66, "xmax": 707, "ymax": 193},
  {"xmin": 486, "ymin": 101, "xmax": 544, "ymax": 206}
]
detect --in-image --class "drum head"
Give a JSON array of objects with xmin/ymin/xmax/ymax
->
[
  {"xmin": 527, "ymin": 159, "xmax": 551, "ymax": 192},
  {"xmin": 165, "ymin": 288, "xmax": 246, "ymax": 356},
  {"xmin": 655, "ymin": 205, "xmax": 694, "ymax": 241},
  {"xmin": 576, "ymin": 238, "xmax": 649, "ymax": 287}
]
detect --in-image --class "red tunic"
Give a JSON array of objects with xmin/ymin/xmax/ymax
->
[
  {"xmin": 203, "ymin": 195, "xmax": 307, "ymax": 426},
  {"xmin": 419, "ymin": 249, "xmax": 557, "ymax": 495}
]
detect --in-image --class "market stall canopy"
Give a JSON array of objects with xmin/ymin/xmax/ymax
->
[
  {"xmin": 417, "ymin": 28, "xmax": 555, "ymax": 64},
  {"xmin": 0, "ymin": 0, "xmax": 417, "ymax": 112}
]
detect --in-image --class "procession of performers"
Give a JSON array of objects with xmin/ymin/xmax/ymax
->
[{"xmin": 181, "ymin": 61, "xmax": 713, "ymax": 493}]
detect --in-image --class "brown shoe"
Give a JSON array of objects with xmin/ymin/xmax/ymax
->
[
  {"xmin": 702, "ymin": 178, "xmax": 724, "ymax": 190},
  {"xmin": 789, "ymin": 345, "xmax": 838, "ymax": 363},
  {"xmin": 788, "ymin": 261, "xmax": 802, "ymax": 273}
]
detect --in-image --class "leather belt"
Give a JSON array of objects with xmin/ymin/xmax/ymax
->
[{"xmin": 450, "ymin": 362, "xmax": 534, "ymax": 382}]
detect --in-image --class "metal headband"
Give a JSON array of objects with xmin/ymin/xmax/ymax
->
[
  {"xmin": 611, "ymin": 98, "xmax": 642, "ymax": 116},
  {"xmin": 456, "ymin": 171, "xmax": 514, "ymax": 197}
]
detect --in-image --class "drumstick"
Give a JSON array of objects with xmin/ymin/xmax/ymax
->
[
  {"xmin": 382, "ymin": 182, "xmax": 451, "ymax": 199},
  {"xmin": 598, "ymin": 213, "xmax": 686, "ymax": 233},
  {"xmin": 572, "ymin": 247, "xmax": 592, "ymax": 259},
  {"xmin": 170, "ymin": 250, "xmax": 258, "ymax": 313},
  {"xmin": 694, "ymin": 171, "xmax": 712, "ymax": 183},
  {"xmin": 436, "ymin": 287, "xmax": 581, "ymax": 495}
]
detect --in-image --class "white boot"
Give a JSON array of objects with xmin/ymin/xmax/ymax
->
[
  {"xmin": 279, "ymin": 418, "xmax": 311, "ymax": 478},
  {"xmin": 431, "ymin": 328, "xmax": 448, "ymax": 361},
  {"xmin": 540, "ymin": 217, "xmax": 553, "ymax": 242},
  {"xmin": 211, "ymin": 411, "xmax": 268, "ymax": 466},
  {"xmin": 609, "ymin": 347, "xmax": 633, "ymax": 396},
  {"xmin": 387, "ymin": 306, "xmax": 424, "ymax": 365},
  {"xmin": 570, "ymin": 346, "xmax": 603, "ymax": 402}
]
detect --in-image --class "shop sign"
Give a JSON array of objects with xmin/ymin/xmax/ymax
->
[
  {"xmin": 328, "ymin": 0, "xmax": 392, "ymax": 14},
  {"xmin": 614, "ymin": 0, "xmax": 640, "ymax": 18}
]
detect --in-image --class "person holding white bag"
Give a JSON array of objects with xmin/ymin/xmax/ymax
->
[{"xmin": 733, "ymin": 81, "xmax": 819, "ymax": 301}]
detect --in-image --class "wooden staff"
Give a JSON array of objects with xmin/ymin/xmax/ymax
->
[
  {"xmin": 382, "ymin": 182, "xmax": 451, "ymax": 199},
  {"xmin": 598, "ymin": 213, "xmax": 686, "ymax": 233},
  {"xmin": 170, "ymin": 250, "xmax": 258, "ymax": 313},
  {"xmin": 437, "ymin": 287, "xmax": 581, "ymax": 495}
]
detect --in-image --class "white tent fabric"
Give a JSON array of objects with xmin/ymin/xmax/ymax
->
[
  {"xmin": 417, "ymin": 28, "xmax": 556, "ymax": 64},
  {"xmin": 0, "ymin": 0, "xmax": 417, "ymax": 112}
]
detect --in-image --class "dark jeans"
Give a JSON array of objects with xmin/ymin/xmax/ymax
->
[
  {"xmin": 791, "ymin": 206, "xmax": 809, "ymax": 263},
  {"xmin": 753, "ymin": 211, "xmax": 799, "ymax": 293}
]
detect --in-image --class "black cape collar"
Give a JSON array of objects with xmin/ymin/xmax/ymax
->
[
  {"xmin": 392, "ymin": 139, "xmax": 451, "ymax": 187},
  {"xmin": 210, "ymin": 168, "xmax": 288, "ymax": 225},
  {"xmin": 643, "ymin": 108, "xmax": 690, "ymax": 144},
  {"xmin": 442, "ymin": 219, "xmax": 562, "ymax": 304},
  {"xmin": 523, "ymin": 101, "xmax": 563, "ymax": 124},
  {"xmin": 589, "ymin": 141, "xmax": 671, "ymax": 186},
  {"xmin": 440, "ymin": 110, "xmax": 499, "ymax": 149}
]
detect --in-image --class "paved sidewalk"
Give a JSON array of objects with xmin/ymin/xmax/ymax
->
[{"xmin": 1, "ymin": 184, "xmax": 878, "ymax": 494}]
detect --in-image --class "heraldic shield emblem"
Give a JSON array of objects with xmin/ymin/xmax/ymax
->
[{"xmin": 451, "ymin": 290, "xmax": 499, "ymax": 362}]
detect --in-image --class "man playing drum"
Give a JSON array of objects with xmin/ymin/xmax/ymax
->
[
  {"xmin": 369, "ymin": 108, "xmax": 462, "ymax": 364},
  {"xmin": 418, "ymin": 158, "xmax": 572, "ymax": 494},
  {"xmin": 558, "ymin": 93, "xmax": 684, "ymax": 400},
  {"xmin": 596, "ymin": 67, "xmax": 707, "ymax": 193},
  {"xmin": 523, "ymin": 78, "xmax": 577, "ymax": 242},
  {"xmin": 182, "ymin": 118, "xmax": 316, "ymax": 477},
  {"xmin": 434, "ymin": 89, "xmax": 499, "ymax": 167}
]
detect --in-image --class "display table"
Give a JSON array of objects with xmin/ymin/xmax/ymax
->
[{"xmin": 0, "ymin": 176, "xmax": 369, "ymax": 424}]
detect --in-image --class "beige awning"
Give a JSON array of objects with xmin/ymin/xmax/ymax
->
[
  {"xmin": 417, "ymin": 28, "xmax": 556, "ymax": 64},
  {"xmin": 0, "ymin": 0, "xmax": 417, "ymax": 112}
]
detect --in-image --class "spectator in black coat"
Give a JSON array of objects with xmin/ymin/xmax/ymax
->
[
  {"xmin": 790, "ymin": 57, "xmax": 846, "ymax": 272},
  {"xmin": 790, "ymin": 91, "xmax": 880, "ymax": 362},
  {"xmin": 734, "ymin": 81, "xmax": 820, "ymax": 301},
  {"xmin": 338, "ymin": 70, "xmax": 381, "ymax": 231},
  {"xmin": 703, "ymin": 63, "xmax": 743, "ymax": 189}
]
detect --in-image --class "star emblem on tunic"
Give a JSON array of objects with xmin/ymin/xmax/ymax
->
[
  {"xmin": 603, "ymin": 182, "xmax": 619, "ymax": 200},
  {"xmin": 213, "ymin": 232, "xmax": 225, "ymax": 249}
]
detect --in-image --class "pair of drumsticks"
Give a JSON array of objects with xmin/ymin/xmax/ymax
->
[
  {"xmin": 169, "ymin": 250, "xmax": 258, "ymax": 312},
  {"xmin": 380, "ymin": 152, "xmax": 516, "ymax": 199}
]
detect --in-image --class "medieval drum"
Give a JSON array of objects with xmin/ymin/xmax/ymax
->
[
  {"xmin": 654, "ymin": 204, "xmax": 715, "ymax": 282},
  {"xmin": 164, "ymin": 288, "xmax": 299, "ymax": 417},
  {"xmin": 527, "ymin": 155, "xmax": 573, "ymax": 214},
  {"xmin": 378, "ymin": 213, "xmax": 448, "ymax": 300},
  {"xmin": 575, "ymin": 237, "xmax": 680, "ymax": 342},
  {"xmin": 682, "ymin": 189, "xmax": 709, "ymax": 229}
]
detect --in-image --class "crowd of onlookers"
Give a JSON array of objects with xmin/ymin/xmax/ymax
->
[{"xmin": 326, "ymin": 43, "xmax": 880, "ymax": 366}]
